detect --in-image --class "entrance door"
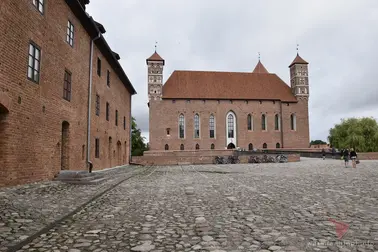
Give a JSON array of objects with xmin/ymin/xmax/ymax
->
[
  {"xmin": 61, "ymin": 121, "xmax": 70, "ymax": 170},
  {"xmin": 226, "ymin": 111, "xmax": 237, "ymax": 148},
  {"xmin": 227, "ymin": 143, "xmax": 236, "ymax": 149}
]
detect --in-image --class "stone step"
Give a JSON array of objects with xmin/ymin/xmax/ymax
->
[{"xmin": 59, "ymin": 177, "xmax": 107, "ymax": 185}]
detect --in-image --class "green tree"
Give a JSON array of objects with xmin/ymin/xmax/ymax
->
[
  {"xmin": 328, "ymin": 117, "xmax": 378, "ymax": 152},
  {"xmin": 131, "ymin": 117, "xmax": 148, "ymax": 156},
  {"xmin": 310, "ymin": 140, "xmax": 327, "ymax": 145}
]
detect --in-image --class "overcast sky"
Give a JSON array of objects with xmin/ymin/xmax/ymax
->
[{"xmin": 87, "ymin": 0, "xmax": 378, "ymax": 143}]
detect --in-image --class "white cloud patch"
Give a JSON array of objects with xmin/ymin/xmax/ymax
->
[{"xmin": 87, "ymin": 0, "xmax": 378, "ymax": 143}]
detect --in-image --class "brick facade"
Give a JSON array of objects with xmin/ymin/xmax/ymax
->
[
  {"xmin": 146, "ymin": 52, "xmax": 310, "ymax": 152},
  {"xmin": 0, "ymin": 0, "xmax": 135, "ymax": 187}
]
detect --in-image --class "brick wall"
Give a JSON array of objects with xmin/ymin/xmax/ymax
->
[
  {"xmin": 149, "ymin": 98, "xmax": 309, "ymax": 151},
  {"xmin": 0, "ymin": 0, "xmax": 131, "ymax": 187}
]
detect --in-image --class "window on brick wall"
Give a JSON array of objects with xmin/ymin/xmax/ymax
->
[
  {"xmin": 194, "ymin": 113, "xmax": 200, "ymax": 138},
  {"xmin": 115, "ymin": 110, "xmax": 118, "ymax": 126},
  {"xmin": 32, "ymin": 0, "xmax": 44, "ymax": 14},
  {"xmin": 95, "ymin": 94, "xmax": 100, "ymax": 116},
  {"xmin": 97, "ymin": 58, "xmax": 101, "ymax": 76},
  {"xmin": 247, "ymin": 114, "xmax": 252, "ymax": 130},
  {"xmin": 123, "ymin": 116, "xmax": 126, "ymax": 130},
  {"xmin": 27, "ymin": 42, "xmax": 41, "ymax": 83},
  {"xmin": 291, "ymin": 114, "xmax": 297, "ymax": 131},
  {"xmin": 95, "ymin": 138, "xmax": 100, "ymax": 158},
  {"xmin": 66, "ymin": 20, "xmax": 74, "ymax": 47},
  {"xmin": 261, "ymin": 114, "xmax": 267, "ymax": 131},
  {"xmin": 165, "ymin": 144, "xmax": 169, "ymax": 150},
  {"xmin": 179, "ymin": 114, "xmax": 185, "ymax": 139},
  {"xmin": 180, "ymin": 144, "xmax": 184, "ymax": 150},
  {"xmin": 106, "ymin": 102, "xmax": 109, "ymax": 121},
  {"xmin": 209, "ymin": 114, "xmax": 215, "ymax": 138},
  {"xmin": 107, "ymin": 70, "xmax": 110, "ymax": 87},
  {"xmin": 63, "ymin": 70, "xmax": 72, "ymax": 101},
  {"xmin": 275, "ymin": 114, "xmax": 280, "ymax": 131}
]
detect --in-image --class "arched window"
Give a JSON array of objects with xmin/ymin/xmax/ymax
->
[
  {"xmin": 180, "ymin": 144, "xmax": 184, "ymax": 150},
  {"xmin": 195, "ymin": 143, "xmax": 200, "ymax": 150},
  {"xmin": 179, "ymin": 114, "xmax": 185, "ymax": 138},
  {"xmin": 248, "ymin": 143, "xmax": 253, "ymax": 151},
  {"xmin": 261, "ymin": 114, "xmax": 267, "ymax": 131},
  {"xmin": 291, "ymin": 114, "xmax": 296, "ymax": 131},
  {"xmin": 209, "ymin": 114, "xmax": 215, "ymax": 138},
  {"xmin": 194, "ymin": 113, "xmax": 200, "ymax": 138},
  {"xmin": 211, "ymin": 143, "xmax": 215, "ymax": 150},
  {"xmin": 275, "ymin": 114, "xmax": 280, "ymax": 131},
  {"xmin": 247, "ymin": 114, "xmax": 252, "ymax": 130},
  {"xmin": 263, "ymin": 143, "xmax": 267, "ymax": 149},
  {"xmin": 276, "ymin": 143, "xmax": 281, "ymax": 148},
  {"xmin": 228, "ymin": 114, "xmax": 234, "ymax": 138},
  {"xmin": 165, "ymin": 144, "xmax": 169, "ymax": 150}
]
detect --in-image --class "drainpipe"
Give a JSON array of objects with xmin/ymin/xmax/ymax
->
[
  {"xmin": 87, "ymin": 32, "xmax": 101, "ymax": 171},
  {"xmin": 129, "ymin": 94, "xmax": 132, "ymax": 163}
]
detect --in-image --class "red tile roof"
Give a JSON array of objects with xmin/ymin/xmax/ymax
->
[
  {"xmin": 252, "ymin": 60, "xmax": 269, "ymax": 74},
  {"xmin": 162, "ymin": 70, "xmax": 297, "ymax": 102},
  {"xmin": 289, "ymin": 53, "xmax": 308, "ymax": 67},
  {"xmin": 146, "ymin": 51, "xmax": 165, "ymax": 64}
]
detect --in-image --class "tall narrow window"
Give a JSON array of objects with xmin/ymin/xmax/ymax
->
[
  {"xmin": 195, "ymin": 144, "xmax": 200, "ymax": 150},
  {"xmin": 97, "ymin": 58, "xmax": 101, "ymax": 76},
  {"xmin": 211, "ymin": 144, "xmax": 215, "ymax": 150},
  {"xmin": 228, "ymin": 114, "xmax": 234, "ymax": 138},
  {"xmin": 107, "ymin": 70, "xmax": 110, "ymax": 87},
  {"xmin": 247, "ymin": 114, "xmax": 252, "ymax": 130},
  {"xmin": 123, "ymin": 116, "xmax": 126, "ymax": 130},
  {"xmin": 95, "ymin": 94, "xmax": 100, "ymax": 116},
  {"xmin": 32, "ymin": 0, "xmax": 44, "ymax": 14},
  {"xmin": 165, "ymin": 144, "xmax": 169, "ymax": 150},
  {"xmin": 179, "ymin": 114, "xmax": 185, "ymax": 139},
  {"xmin": 115, "ymin": 110, "xmax": 118, "ymax": 126},
  {"xmin": 261, "ymin": 114, "xmax": 267, "ymax": 131},
  {"xmin": 248, "ymin": 143, "xmax": 253, "ymax": 150},
  {"xmin": 28, "ymin": 43, "xmax": 41, "ymax": 83},
  {"xmin": 291, "ymin": 114, "xmax": 297, "ymax": 130},
  {"xmin": 275, "ymin": 114, "xmax": 280, "ymax": 131},
  {"xmin": 63, "ymin": 70, "xmax": 72, "ymax": 101},
  {"xmin": 106, "ymin": 102, "xmax": 110, "ymax": 121},
  {"xmin": 263, "ymin": 143, "xmax": 267, "ymax": 149},
  {"xmin": 180, "ymin": 144, "xmax": 184, "ymax": 150},
  {"xmin": 66, "ymin": 20, "xmax": 74, "ymax": 47},
  {"xmin": 194, "ymin": 114, "xmax": 200, "ymax": 138},
  {"xmin": 95, "ymin": 138, "xmax": 100, "ymax": 158},
  {"xmin": 209, "ymin": 114, "xmax": 215, "ymax": 138}
]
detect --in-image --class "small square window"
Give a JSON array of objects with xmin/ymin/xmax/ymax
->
[
  {"xmin": 63, "ymin": 70, "xmax": 72, "ymax": 101},
  {"xmin": 32, "ymin": 0, "xmax": 44, "ymax": 14},
  {"xmin": 97, "ymin": 58, "xmax": 101, "ymax": 76},
  {"xmin": 27, "ymin": 42, "xmax": 41, "ymax": 83},
  {"xmin": 66, "ymin": 21, "xmax": 74, "ymax": 47},
  {"xmin": 166, "ymin": 128, "xmax": 170, "ymax": 135}
]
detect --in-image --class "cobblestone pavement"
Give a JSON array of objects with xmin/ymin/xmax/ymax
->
[
  {"xmin": 2, "ymin": 158, "xmax": 378, "ymax": 252},
  {"xmin": 0, "ymin": 165, "xmax": 145, "ymax": 251}
]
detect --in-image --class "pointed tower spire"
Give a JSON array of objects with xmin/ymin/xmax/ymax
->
[{"xmin": 252, "ymin": 53, "xmax": 269, "ymax": 74}]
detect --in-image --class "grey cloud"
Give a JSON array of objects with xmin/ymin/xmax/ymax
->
[{"xmin": 87, "ymin": 0, "xmax": 378, "ymax": 142}]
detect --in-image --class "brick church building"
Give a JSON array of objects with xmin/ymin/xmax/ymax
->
[{"xmin": 146, "ymin": 51, "xmax": 310, "ymax": 151}]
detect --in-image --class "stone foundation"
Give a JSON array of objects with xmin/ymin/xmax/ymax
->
[{"xmin": 131, "ymin": 150, "xmax": 300, "ymax": 166}]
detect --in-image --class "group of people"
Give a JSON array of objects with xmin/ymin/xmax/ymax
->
[{"xmin": 322, "ymin": 148, "xmax": 358, "ymax": 168}]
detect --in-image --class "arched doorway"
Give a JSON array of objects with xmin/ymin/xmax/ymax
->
[
  {"xmin": 227, "ymin": 143, "xmax": 235, "ymax": 149},
  {"xmin": 226, "ymin": 111, "xmax": 237, "ymax": 148},
  {"xmin": 108, "ymin": 137, "xmax": 112, "ymax": 168},
  {"xmin": 117, "ymin": 141, "xmax": 121, "ymax": 166},
  {"xmin": 0, "ymin": 103, "xmax": 9, "ymax": 165},
  {"xmin": 61, "ymin": 121, "xmax": 70, "ymax": 170}
]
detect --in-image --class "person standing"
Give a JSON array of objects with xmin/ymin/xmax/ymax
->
[
  {"xmin": 343, "ymin": 149, "xmax": 350, "ymax": 167},
  {"xmin": 350, "ymin": 148, "xmax": 358, "ymax": 168},
  {"xmin": 322, "ymin": 148, "xmax": 326, "ymax": 160}
]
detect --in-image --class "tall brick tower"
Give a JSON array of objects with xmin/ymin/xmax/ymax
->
[
  {"xmin": 146, "ymin": 50, "xmax": 165, "ymax": 101},
  {"xmin": 289, "ymin": 52, "xmax": 310, "ymax": 147}
]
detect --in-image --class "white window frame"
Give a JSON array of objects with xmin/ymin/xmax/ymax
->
[
  {"xmin": 209, "ymin": 114, "xmax": 216, "ymax": 139},
  {"xmin": 179, "ymin": 114, "xmax": 185, "ymax": 139},
  {"xmin": 291, "ymin": 114, "xmax": 297, "ymax": 131}
]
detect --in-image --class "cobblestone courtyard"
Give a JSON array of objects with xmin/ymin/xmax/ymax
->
[{"xmin": 1, "ymin": 158, "xmax": 378, "ymax": 252}]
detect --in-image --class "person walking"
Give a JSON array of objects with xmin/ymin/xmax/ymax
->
[
  {"xmin": 322, "ymin": 148, "xmax": 326, "ymax": 160},
  {"xmin": 350, "ymin": 148, "xmax": 358, "ymax": 168},
  {"xmin": 343, "ymin": 149, "xmax": 350, "ymax": 167}
]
